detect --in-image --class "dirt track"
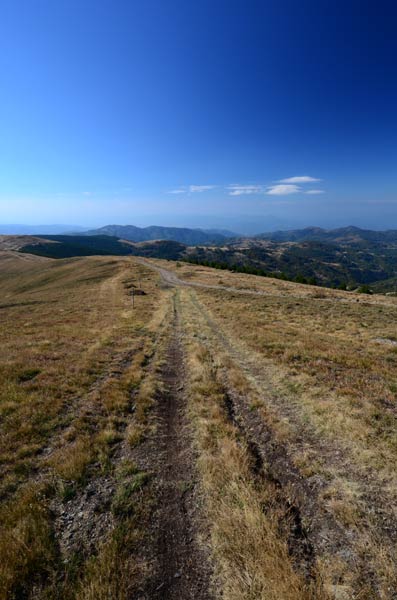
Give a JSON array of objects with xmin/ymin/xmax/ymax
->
[
  {"xmin": 137, "ymin": 257, "xmax": 265, "ymax": 296},
  {"xmin": 135, "ymin": 301, "xmax": 214, "ymax": 600},
  {"xmin": 137, "ymin": 257, "xmax": 397, "ymax": 309},
  {"xmin": 139, "ymin": 257, "xmax": 397, "ymax": 599}
]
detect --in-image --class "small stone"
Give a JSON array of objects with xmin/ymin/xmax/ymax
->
[{"xmin": 325, "ymin": 584, "xmax": 351, "ymax": 600}]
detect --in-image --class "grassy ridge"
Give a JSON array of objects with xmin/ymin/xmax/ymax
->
[
  {"xmin": 19, "ymin": 231, "xmax": 397, "ymax": 291},
  {"xmin": 20, "ymin": 235, "xmax": 134, "ymax": 258},
  {"xmin": 0, "ymin": 253, "xmax": 167, "ymax": 598},
  {"xmin": 164, "ymin": 259, "xmax": 397, "ymax": 597},
  {"xmin": 2, "ymin": 252, "xmax": 397, "ymax": 598}
]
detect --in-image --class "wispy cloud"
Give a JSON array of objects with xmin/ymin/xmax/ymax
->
[
  {"xmin": 265, "ymin": 175, "xmax": 324, "ymax": 196},
  {"xmin": 278, "ymin": 175, "xmax": 322, "ymax": 184},
  {"xmin": 227, "ymin": 184, "xmax": 263, "ymax": 196},
  {"xmin": 168, "ymin": 184, "xmax": 216, "ymax": 194},
  {"xmin": 189, "ymin": 184, "xmax": 216, "ymax": 192},
  {"xmin": 168, "ymin": 177, "xmax": 324, "ymax": 197},
  {"xmin": 266, "ymin": 184, "xmax": 301, "ymax": 195}
]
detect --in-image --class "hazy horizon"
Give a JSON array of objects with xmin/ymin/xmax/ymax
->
[{"xmin": 3, "ymin": 217, "xmax": 397, "ymax": 238}]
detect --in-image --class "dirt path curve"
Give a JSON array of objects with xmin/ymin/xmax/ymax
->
[
  {"xmin": 137, "ymin": 297, "xmax": 214, "ymax": 600},
  {"xmin": 136, "ymin": 257, "xmax": 264, "ymax": 296},
  {"xmin": 137, "ymin": 257, "xmax": 397, "ymax": 308}
]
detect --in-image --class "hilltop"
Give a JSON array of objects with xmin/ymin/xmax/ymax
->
[{"xmin": 1, "ymin": 250, "xmax": 397, "ymax": 598}]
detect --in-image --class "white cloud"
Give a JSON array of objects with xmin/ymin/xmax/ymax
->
[
  {"xmin": 188, "ymin": 185, "xmax": 216, "ymax": 192},
  {"xmin": 278, "ymin": 175, "xmax": 321, "ymax": 184},
  {"xmin": 168, "ymin": 185, "xmax": 216, "ymax": 194},
  {"xmin": 168, "ymin": 177, "xmax": 325, "ymax": 198},
  {"xmin": 227, "ymin": 184, "xmax": 263, "ymax": 196},
  {"xmin": 266, "ymin": 184, "xmax": 301, "ymax": 195}
]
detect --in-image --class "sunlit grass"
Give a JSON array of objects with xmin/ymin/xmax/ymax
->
[{"xmin": 0, "ymin": 252, "xmax": 164, "ymax": 597}]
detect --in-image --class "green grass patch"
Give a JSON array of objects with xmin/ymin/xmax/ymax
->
[{"xmin": 111, "ymin": 471, "xmax": 150, "ymax": 517}]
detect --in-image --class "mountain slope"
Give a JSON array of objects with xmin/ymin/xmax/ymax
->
[
  {"xmin": 13, "ymin": 225, "xmax": 397, "ymax": 291},
  {"xmin": 20, "ymin": 235, "xmax": 135, "ymax": 258},
  {"xmin": 84, "ymin": 224, "xmax": 229, "ymax": 245},
  {"xmin": 256, "ymin": 225, "xmax": 397, "ymax": 244}
]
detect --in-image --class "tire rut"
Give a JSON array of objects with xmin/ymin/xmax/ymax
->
[
  {"xmin": 136, "ymin": 300, "xmax": 214, "ymax": 600},
  {"xmin": 140, "ymin": 258, "xmax": 397, "ymax": 597},
  {"xmin": 187, "ymin": 289, "xmax": 397, "ymax": 597},
  {"xmin": 224, "ymin": 387, "xmax": 316, "ymax": 580}
]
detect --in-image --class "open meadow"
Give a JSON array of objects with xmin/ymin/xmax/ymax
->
[{"xmin": 1, "ymin": 249, "xmax": 396, "ymax": 599}]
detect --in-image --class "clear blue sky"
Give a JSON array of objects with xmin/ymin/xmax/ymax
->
[{"xmin": 0, "ymin": 0, "xmax": 396, "ymax": 233}]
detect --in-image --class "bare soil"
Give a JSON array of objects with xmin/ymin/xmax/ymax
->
[
  {"xmin": 49, "ymin": 346, "xmax": 145, "ymax": 558},
  {"xmin": 133, "ymin": 307, "xmax": 214, "ymax": 600}
]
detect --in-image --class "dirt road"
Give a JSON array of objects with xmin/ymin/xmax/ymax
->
[
  {"xmin": 133, "ymin": 300, "xmax": 214, "ymax": 600},
  {"xmin": 136, "ymin": 257, "xmax": 265, "ymax": 296},
  {"xmin": 139, "ymin": 257, "xmax": 397, "ymax": 599}
]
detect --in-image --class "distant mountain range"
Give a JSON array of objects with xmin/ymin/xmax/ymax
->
[
  {"xmin": 83, "ymin": 224, "xmax": 397, "ymax": 246},
  {"xmin": 11, "ymin": 225, "xmax": 397, "ymax": 292},
  {"xmin": 256, "ymin": 225, "xmax": 397, "ymax": 244},
  {"xmin": 6, "ymin": 223, "xmax": 397, "ymax": 245},
  {"xmin": 83, "ymin": 224, "xmax": 236, "ymax": 245}
]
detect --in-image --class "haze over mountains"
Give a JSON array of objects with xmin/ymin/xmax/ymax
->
[
  {"xmin": 256, "ymin": 225, "xmax": 397, "ymax": 244},
  {"xmin": 83, "ymin": 224, "xmax": 236, "ymax": 244},
  {"xmin": 0, "ymin": 224, "xmax": 87, "ymax": 235},
  {"xmin": 83, "ymin": 223, "xmax": 397, "ymax": 250},
  {"xmin": 7, "ymin": 222, "xmax": 397, "ymax": 244}
]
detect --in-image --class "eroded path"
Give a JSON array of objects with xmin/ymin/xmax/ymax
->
[
  {"xmin": 141, "ymin": 258, "xmax": 397, "ymax": 599},
  {"xmin": 134, "ymin": 300, "xmax": 214, "ymax": 600},
  {"xmin": 185, "ymin": 293, "xmax": 397, "ymax": 597}
]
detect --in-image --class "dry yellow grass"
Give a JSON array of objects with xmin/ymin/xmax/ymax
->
[
  {"xmin": 0, "ymin": 251, "xmax": 167, "ymax": 598},
  {"xmin": 2, "ymin": 251, "xmax": 397, "ymax": 599},
  {"xmin": 0, "ymin": 483, "xmax": 56, "ymax": 600},
  {"xmin": 181, "ymin": 310, "xmax": 325, "ymax": 599},
  {"xmin": 192, "ymin": 284, "xmax": 397, "ymax": 479},
  {"xmin": 161, "ymin": 262, "xmax": 397, "ymax": 599}
]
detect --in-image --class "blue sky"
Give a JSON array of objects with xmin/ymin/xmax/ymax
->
[{"xmin": 0, "ymin": 0, "xmax": 396, "ymax": 233}]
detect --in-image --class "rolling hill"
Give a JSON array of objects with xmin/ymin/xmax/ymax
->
[
  {"xmin": 83, "ymin": 224, "xmax": 234, "ymax": 245},
  {"xmin": 256, "ymin": 225, "xmax": 397, "ymax": 244},
  {"xmin": 1, "ymin": 252, "xmax": 397, "ymax": 598},
  {"xmin": 12, "ymin": 225, "xmax": 397, "ymax": 291},
  {"xmin": 19, "ymin": 234, "xmax": 136, "ymax": 258}
]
